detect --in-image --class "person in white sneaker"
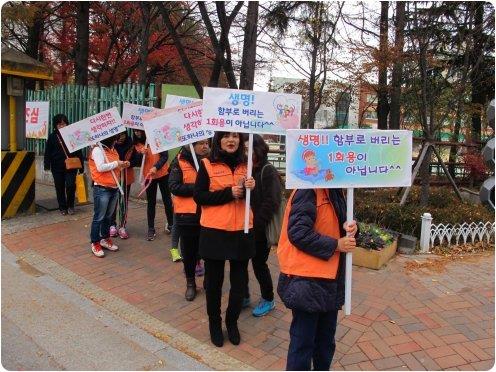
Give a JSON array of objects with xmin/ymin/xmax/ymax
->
[{"xmin": 89, "ymin": 135, "xmax": 130, "ymax": 257}]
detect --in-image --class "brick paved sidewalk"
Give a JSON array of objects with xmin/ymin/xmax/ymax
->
[{"xmin": 2, "ymin": 183, "xmax": 494, "ymax": 370}]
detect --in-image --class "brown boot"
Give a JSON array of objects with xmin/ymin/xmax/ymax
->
[{"xmin": 185, "ymin": 277, "xmax": 197, "ymax": 301}]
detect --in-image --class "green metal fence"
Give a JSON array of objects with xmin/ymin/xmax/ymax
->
[{"xmin": 25, "ymin": 83, "xmax": 157, "ymax": 155}]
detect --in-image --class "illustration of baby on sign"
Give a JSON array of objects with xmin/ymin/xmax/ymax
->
[
  {"xmin": 294, "ymin": 149, "xmax": 334, "ymax": 183},
  {"xmin": 273, "ymin": 95, "xmax": 300, "ymax": 129},
  {"xmin": 153, "ymin": 124, "xmax": 182, "ymax": 149}
]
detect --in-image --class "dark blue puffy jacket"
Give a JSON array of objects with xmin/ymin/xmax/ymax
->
[{"xmin": 277, "ymin": 189, "xmax": 348, "ymax": 313}]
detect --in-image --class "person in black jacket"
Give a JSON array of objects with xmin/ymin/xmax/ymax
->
[
  {"xmin": 109, "ymin": 131, "xmax": 141, "ymax": 239},
  {"xmin": 277, "ymin": 188, "xmax": 358, "ymax": 370},
  {"xmin": 43, "ymin": 114, "xmax": 84, "ymax": 215},
  {"xmin": 169, "ymin": 140, "xmax": 210, "ymax": 301},
  {"xmin": 244, "ymin": 134, "xmax": 282, "ymax": 316},
  {"xmin": 194, "ymin": 132, "xmax": 255, "ymax": 347}
]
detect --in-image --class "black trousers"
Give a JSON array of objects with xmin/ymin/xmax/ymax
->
[
  {"xmin": 145, "ymin": 174, "xmax": 174, "ymax": 230},
  {"xmin": 286, "ymin": 309, "xmax": 338, "ymax": 371},
  {"xmin": 204, "ymin": 259, "xmax": 249, "ymax": 323},
  {"xmin": 52, "ymin": 170, "xmax": 76, "ymax": 211},
  {"xmin": 178, "ymin": 225, "xmax": 200, "ymax": 278},
  {"xmin": 245, "ymin": 235, "xmax": 274, "ymax": 301}
]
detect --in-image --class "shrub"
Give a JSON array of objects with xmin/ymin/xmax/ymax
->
[{"xmin": 354, "ymin": 186, "xmax": 494, "ymax": 237}]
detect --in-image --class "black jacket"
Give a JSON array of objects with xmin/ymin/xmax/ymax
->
[
  {"xmin": 169, "ymin": 147, "xmax": 202, "ymax": 226},
  {"xmin": 44, "ymin": 130, "xmax": 84, "ymax": 173},
  {"xmin": 193, "ymin": 152, "xmax": 255, "ymax": 261},
  {"xmin": 251, "ymin": 161, "xmax": 283, "ymax": 241},
  {"xmin": 115, "ymin": 136, "xmax": 141, "ymax": 166},
  {"xmin": 277, "ymin": 189, "xmax": 349, "ymax": 313}
]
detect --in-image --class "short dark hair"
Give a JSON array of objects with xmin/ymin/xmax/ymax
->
[
  {"xmin": 101, "ymin": 135, "xmax": 117, "ymax": 148},
  {"xmin": 52, "ymin": 114, "xmax": 69, "ymax": 128},
  {"xmin": 252, "ymin": 134, "xmax": 269, "ymax": 165},
  {"xmin": 209, "ymin": 131, "xmax": 246, "ymax": 164},
  {"xmin": 132, "ymin": 129, "xmax": 146, "ymax": 145}
]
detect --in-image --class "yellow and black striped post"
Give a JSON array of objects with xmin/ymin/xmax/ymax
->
[{"xmin": 1, "ymin": 151, "xmax": 35, "ymax": 218}]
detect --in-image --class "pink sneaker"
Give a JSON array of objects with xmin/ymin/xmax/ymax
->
[
  {"xmin": 109, "ymin": 226, "xmax": 118, "ymax": 237},
  {"xmin": 118, "ymin": 227, "xmax": 129, "ymax": 239}
]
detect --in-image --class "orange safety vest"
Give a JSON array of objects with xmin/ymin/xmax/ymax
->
[
  {"xmin": 138, "ymin": 144, "xmax": 169, "ymax": 180},
  {"xmin": 200, "ymin": 158, "xmax": 253, "ymax": 231},
  {"xmin": 172, "ymin": 154, "xmax": 198, "ymax": 214},
  {"xmin": 89, "ymin": 146, "xmax": 121, "ymax": 188},
  {"xmin": 277, "ymin": 189, "xmax": 341, "ymax": 280}
]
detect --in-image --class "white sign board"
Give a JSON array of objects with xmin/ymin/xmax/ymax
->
[
  {"xmin": 165, "ymin": 94, "xmax": 201, "ymax": 108},
  {"xmin": 59, "ymin": 107, "xmax": 125, "ymax": 153},
  {"xmin": 25, "ymin": 101, "xmax": 49, "ymax": 139},
  {"xmin": 202, "ymin": 87, "xmax": 302, "ymax": 135},
  {"xmin": 142, "ymin": 102, "xmax": 213, "ymax": 154},
  {"xmin": 121, "ymin": 103, "xmax": 154, "ymax": 130},
  {"xmin": 285, "ymin": 129, "xmax": 413, "ymax": 189}
]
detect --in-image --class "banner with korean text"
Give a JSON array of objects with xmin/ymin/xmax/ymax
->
[
  {"xmin": 165, "ymin": 94, "xmax": 201, "ymax": 108},
  {"xmin": 25, "ymin": 101, "xmax": 49, "ymax": 139},
  {"xmin": 142, "ymin": 101, "xmax": 213, "ymax": 154},
  {"xmin": 285, "ymin": 129, "xmax": 412, "ymax": 189},
  {"xmin": 202, "ymin": 87, "xmax": 302, "ymax": 135},
  {"xmin": 121, "ymin": 103, "xmax": 154, "ymax": 129},
  {"xmin": 59, "ymin": 107, "xmax": 125, "ymax": 153}
]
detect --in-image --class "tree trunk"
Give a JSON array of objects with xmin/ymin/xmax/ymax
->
[
  {"xmin": 239, "ymin": 1, "xmax": 259, "ymax": 90},
  {"xmin": 389, "ymin": 1, "xmax": 405, "ymax": 129},
  {"xmin": 420, "ymin": 145, "xmax": 433, "ymax": 206},
  {"xmin": 448, "ymin": 100, "xmax": 463, "ymax": 178},
  {"xmin": 75, "ymin": 2, "xmax": 90, "ymax": 86},
  {"xmin": 25, "ymin": 5, "xmax": 44, "ymax": 89},
  {"xmin": 307, "ymin": 40, "xmax": 318, "ymax": 129},
  {"xmin": 470, "ymin": 2, "xmax": 484, "ymax": 143},
  {"xmin": 138, "ymin": 3, "xmax": 151, "ymax": 85},
  {"xmin": 158, "ymin": 3, "xmax": 203, "ymax": 97},
  {"xmin": 377, "ymin": 1, "xmax": 389, "ymax": 129}
]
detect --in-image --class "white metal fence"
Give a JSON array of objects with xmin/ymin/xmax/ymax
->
[{"xmin": 419, "ymin": 212, "xmax": 495, "ymax": 252}]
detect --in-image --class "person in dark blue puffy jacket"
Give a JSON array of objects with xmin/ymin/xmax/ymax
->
[{"xmin": 277, "ymin": 188, "xmax": 358, "ymax": 371}]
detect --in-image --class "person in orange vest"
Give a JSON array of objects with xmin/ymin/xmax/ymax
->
[
  {"xmin": 277, "ymin": 188, "xmax": 358, "ymax": 370},
  {"xmin": 133, "ymin": 130, "xmax": 177, "ymax": 258},
  {"xmin": 194, "ymin": 132, "xmax": 255, "ymax": 347},
  {"xmin": 169, "ymin": 140, "xmax": 210, "ymax": 301},
  {"xmin": 89, "ymin": 135, "xmax": 130, "ymax": 258}
]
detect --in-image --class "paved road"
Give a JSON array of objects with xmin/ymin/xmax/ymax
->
[{"xmin": 1, "ymin": 246, "xmax": 209, "ymax": 371}]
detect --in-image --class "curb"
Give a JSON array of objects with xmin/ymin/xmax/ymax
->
[{"xmin": 17, "ymin": 249, "xmax": 254, "ymax": 371}]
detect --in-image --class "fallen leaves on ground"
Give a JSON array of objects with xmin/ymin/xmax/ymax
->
[{"xmin": 404, "ymin": 241, "xmax": 494, "ymax": 273}]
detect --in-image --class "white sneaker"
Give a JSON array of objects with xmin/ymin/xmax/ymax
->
[
  {"xmin": 91, "ymin": 243, "xmax": 105, "ymax": 257},
  {"xmin": 100, "ymin": 238, "xmax": 119, "ymax": 251}
]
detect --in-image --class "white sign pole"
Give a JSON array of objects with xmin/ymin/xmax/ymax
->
[
  {"xmin": 139, "ymin": 140, "xmax": 148, "ymax": 183},
  {"xmin": 244, "ymin": 133, "xmax": 254, "ymax": 233},
  {"xmin": 189, "ymin": 143, "xmax": 199, "ymax": 171},
  {"xmin": 98, "ymin": 143, "xmax": 124, "ymax": 195},
  {"xmin": 344, "ymin": 187, "xmax": 354, "ymax": 316}
]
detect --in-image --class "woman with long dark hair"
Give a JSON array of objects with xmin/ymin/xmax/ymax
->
[
  {"xmin": 44, "ymin": 114, "xmax": 84, "ymax": 215},
  {"xmin": 194, "ymin": 132, "xmax": 255, "ymax": 347},
  {"xmin": 133, "ymin": 130, "xmax": 178, "ymax": 260}
]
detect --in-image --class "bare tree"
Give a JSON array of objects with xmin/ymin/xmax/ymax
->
[{"xmin": 74, "ymin": 2, "xmax": 89, "ymax": 85}]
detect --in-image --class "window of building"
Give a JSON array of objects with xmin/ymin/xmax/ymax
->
[{"xmin": 364, "ymin": 110, "xmax": 377, "ymax": 120}]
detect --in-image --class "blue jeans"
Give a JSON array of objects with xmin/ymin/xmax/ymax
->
[
  {"xmin": 286, "ymin": 309, "xmax": 338, "ymax": 371},
  {"xmin": 90, "ymin": 186, "xmax": 119, "ymax": 243}
]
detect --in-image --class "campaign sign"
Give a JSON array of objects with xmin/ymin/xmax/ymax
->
[
  {"xmin": 122, "ymin": 103, "xmax": 154, "ymax": 129},
  {"xmin": 25, "ymin": 101, "xmax": 49, "ymax": 139},
  {"xmin": 285, "ymin": 129, "xmax": 412, "ymax": 189},
  {"xmin": 202, "ymin": 87, "xmax": 302, "ymax": 135},
  {"xmin": 142, "ymin": 102, "xmax": 213, "ymax": 154},
  {"xmin": 59, "ymin": 107, "xmax": 125, "ymax": 153},
  {"xmin": 165, "ymin": 94, "xmax": 201, "ymax": 108}
]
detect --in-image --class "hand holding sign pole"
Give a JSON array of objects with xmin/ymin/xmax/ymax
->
[{"xmin": 97, "ymin": 142, "xmax": 124, "ymax": 195}]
